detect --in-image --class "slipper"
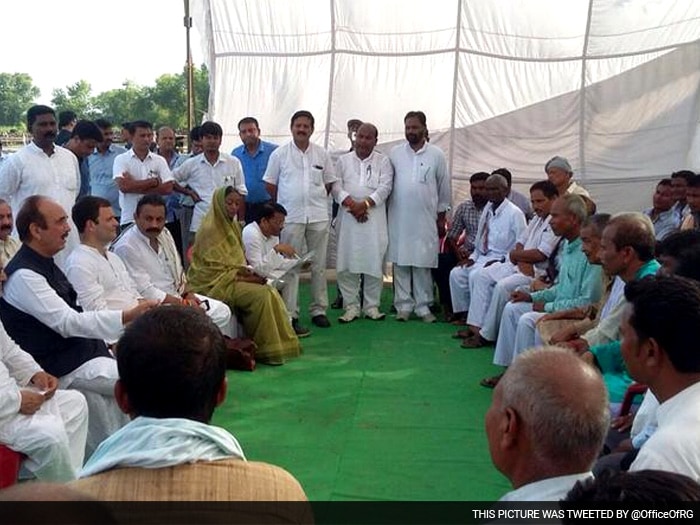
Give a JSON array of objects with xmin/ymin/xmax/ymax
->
[
  {"xmin": 452, "ymin": 329, "xmax": 473, "ymax": 339},
  {"xmin": 480, "ymin": 374, "xmax": 504, "ymax": 389},
  {"xmin": 461, "ymin": 336, "xmax": 490, "ymax": 348}
]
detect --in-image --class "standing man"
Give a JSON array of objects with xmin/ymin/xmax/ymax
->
[
  {"xmin": 88, "ymin": 119, "xmax": 126, "ymax": 224},
  {"xmin": 263, "ymin": 110, "xmax": 336, "ymax": 328},
  {"xmin": 112, "ymin": 121, "xmax": 174, "ymax": 229},
  {"xmin": 232, "ymin": 117, "xmax": 278, "ymax": 224},
  {"xmin": 332, "ymin": 123, "xmax": 394, "ymax": 323},
  {"xmin": 55, "ymin": 110, "xmax": 77, "ymax": 146},
  {"xmin": 64, "ymin": 121, "xmax": 104, "ymax": 199},
  {"xmin": 0, "ymin": 105, "xmax": 81, "ymax": 268},
  {"xmin": 387, "ymin": 111, "xmax": 451, "ymax": 323},
  {"xmin": 0, "ymin": 199, "xmax": 19, "ymax": 265},
  {"xmin": 157, "ymin": 126, "xmax": 186, "ymax": 257}
]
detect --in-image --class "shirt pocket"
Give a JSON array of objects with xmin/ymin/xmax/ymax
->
[
  {"xmin": 413, "ymin": 164, "xmax": 432, "ymax": 184},
  {"xmin": 310, "ymin": 165, "xmax": 324, "ymax": 186}
]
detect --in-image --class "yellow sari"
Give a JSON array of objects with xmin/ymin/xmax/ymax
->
[{"xmin": 187, "ymin": 187, "xmax": 300, "ymax": 363}]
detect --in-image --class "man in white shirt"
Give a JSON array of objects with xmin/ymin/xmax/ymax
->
[
  {"xmin": 173, "ymin": 121, "xmax": 247, "ymax": 248},
  {"xmin": 623, "ymin": 275, "xmax": 700, "ymax": 479},
  {"xmin": 332, "ymin": 123, "xmax": 393, "ymax": 323},
  {"xmin": 0, "ymin": 105, "xmax": 81, "ymax": 269},
  {"xmin": 242, "ymin": 202, "xmax": 309, "ymax": 337},
  {"xmin": 263, "ymin": 110, "xmax": 336, "ymax": 328},
  {"xmin": 0, "ymin": 199, "xmax": 19, "ymax": 266},
  {"xmin": 112, "ymin": 120, "xmax": 175, "ymax": 228},
  {"xmin": 65, "ymin": 196, "xmax": 144, "ymax": 314},
  {"xmin": 387, "ymin": 111, "xmax": 451, "ymax": 323},
  {"xmin": 486, "ymin": 346, "xmax": 609, "ymax": 501},
  {"xmin": 0, "ymin": 321, "xmax": 88, "ymax": 482},
  {"xmin": 448, "ymin": 174, "xmax": 526, "ymax": 326},
  {"xmin": 0, "ymin": 196, "xmax": 154, "ymax": 455},
  {"xmin": 111, "ymin": 194, "xmax": 235, "ymax": 337},
  {"xmin": 459, "ymin": 180, "xmax": 558, "ymax": 347}
]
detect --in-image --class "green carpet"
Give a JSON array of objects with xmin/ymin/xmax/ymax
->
[{"xmin": 211, "ymin": 284, "xmax": 511, "ymax": 501}]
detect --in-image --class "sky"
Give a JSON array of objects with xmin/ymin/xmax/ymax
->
[{"xmin": 2, "ymin": 0, "xmax": 203, "ymax": 104}]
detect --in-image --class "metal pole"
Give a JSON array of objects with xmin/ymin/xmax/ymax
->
[{"xmin": 184, "ymin": 0, "xmax": 194, "ymax": 151}]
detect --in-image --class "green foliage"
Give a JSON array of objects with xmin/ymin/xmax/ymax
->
[
  {"xmin": 0, "ymin": 65, "xmax": 210, "ymax": 132},
  {"xmin": 0, "ymin": 73, "xmax": 40, "ymax": 127}
]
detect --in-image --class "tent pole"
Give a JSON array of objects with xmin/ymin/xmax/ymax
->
[{"xmin": 184, "ymin": 0, "xmax": 194, "ymax": 150}]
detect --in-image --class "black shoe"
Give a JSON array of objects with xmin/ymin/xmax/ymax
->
[
  {"xmin": 331, "ymin": 295, "xmax": 344, "ymax": 309},
  {"xmin": 311, "ymin": 314, "xmax": 331, "ymax": 328},
  {"xmin": 292, "ymin": 318, "xmax": 311, "ymax": 338}
]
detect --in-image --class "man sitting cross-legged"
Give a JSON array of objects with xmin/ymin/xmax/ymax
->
[
  {"xmin": 111, "ymin": 194, "xmax": 236, "ymax": 337},
  {"xmin": 482, "ymin": 194, "xmax": 603, "ymax": 388},
  {"xmin": 71, "ymin": 305, "xmax": 309, "ymax": 508},
  {"xmin": 458, "ymin": 180, "xmax": 559, "ymax": 348},
  {"xmin": 0, "ymin": 196, "xmax": 154, "ymax": 455},
  {"xmin": 448, "ymin": 174, "xmax": 526, "ymax": 325}
]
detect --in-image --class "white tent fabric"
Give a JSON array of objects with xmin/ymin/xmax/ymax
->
[{"xmin": 193, "ymin": 0, "xmax": 700, "ymax": 212}]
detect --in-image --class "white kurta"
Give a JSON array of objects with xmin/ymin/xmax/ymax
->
[
  {"xmin": 0, "ymin": 322, "xmax": 88, "ymax": 481},
  {"xmin": 386, "ymin": 142, "xmax": 450, "ymax": 268},
  {"xmin": 0, "ymin": 142, "xmax": 81, "ymax": 267},
  {"xmin": 172, "ymin": 152, "xmax": 248, "ymax": 233},
  {"xmin": 65, "ymin": 245, "xmax": 141, "ymax": 312},
  {"xmin": 112, "ymin": 150, "xmax": 174, "ymax": 226},
  {"xmin": 333, "ymin": 150, "xmax": 393, "ymax": 278}
]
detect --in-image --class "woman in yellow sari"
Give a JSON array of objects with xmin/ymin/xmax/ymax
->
[{"xmin": 187, "ymin": 186, "xmax": 300, "ymax": 365}]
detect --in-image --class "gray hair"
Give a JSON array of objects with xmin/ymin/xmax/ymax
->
[
  {"xmin": 500, "ymin": 346, "xmax": 609, "ymax": 469},
  {"xmin": 486, "ymin": 173, "xmax": 508, "ymax": 190},
  {"xmin": 583, "ymin": 213, "xmax": 612, "ymax": 237},
  {"xmin": 560, "ymin": 194, "xmax": 588, "ymax": 224}
]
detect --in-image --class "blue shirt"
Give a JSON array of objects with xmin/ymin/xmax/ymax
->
[
  {"xmin": 232, "ymin": 140, "xmax": 277, "ymax": 204},
  {"xmin": 530, "ymin": 236, "xmax": 603, "ymax": 313},
  {"xmin": 88, "ymin": 144, "xmax": 126, "ymax": 216}
]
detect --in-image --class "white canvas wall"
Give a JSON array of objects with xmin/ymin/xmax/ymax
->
[{"xmin": 193, "ymin": 0, "xmax": 700, "ymax": 212}]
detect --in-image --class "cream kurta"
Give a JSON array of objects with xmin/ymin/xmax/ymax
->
[{"xmin": 333, "ymin": 150, "xmax": 393, "ymax": 278}]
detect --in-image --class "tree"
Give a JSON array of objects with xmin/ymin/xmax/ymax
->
[
  {"xmin": 0, "ymin": 73, "xmax": 40, "ymax": 127},
  {"xmin": 51, "ymin": 80, "xmax": 97, "ymax": 119}
]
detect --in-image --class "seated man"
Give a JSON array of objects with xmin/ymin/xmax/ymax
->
[
  {"xmin": 111, "ymin": 194, "xmax": 236, "ymax": 337},
  {"xmin": 448, "ymin": 174, "xmax": 526, "ymax": 322},
  {"xmin": 72, "ymin": 305, "xmax": 309, "ymax": 505},
  {"xmin": 643, "ymin": 178, "xmax": 679, "ymax": 241},
  {"xmin": 0, "ymin": 196, "xmax": 153, "ymax": 454},
  {"xmin": 680, "ymin": 174, "xmax": 700, "ymax": 231},
  {"xmin": 484, "ymin": 194, "xmax": 603, "ymax": 387},
  {"xmin": 486, "ymin": 346, "xmax": 609, "ymax": 501},
  {"xmin": 0, "ymin": 199, "xmax": 19, "ymax": 266},
  {"xmin": 460, "ymin": 180, "xmax": 559, "ymax": 347},
  {"xmin": 242, "ymin": 202, "xmax": 309, "ymax": 337},
  {"xmin": 0, "ymin": 320, "xmax": 88, "ymax": 482}
]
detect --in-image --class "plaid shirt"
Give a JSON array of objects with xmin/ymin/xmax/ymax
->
[{"xmin": 447, "ymin": 200, "xmax": 483, "ymax": 252}]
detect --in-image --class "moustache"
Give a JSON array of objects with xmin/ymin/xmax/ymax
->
[
  {"xmin": 0, "ymin": 225, "xmax": 11, "ymax": 231},
  {"xmin": 146, "ymin": 228, "xmax": 161, "ymax": 234}
]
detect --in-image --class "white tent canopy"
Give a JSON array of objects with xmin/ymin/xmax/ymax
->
[{"xmin": 193, "ymin": 0, "xmax": 700, "ymax": 212}]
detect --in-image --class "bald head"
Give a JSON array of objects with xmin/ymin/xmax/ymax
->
[
  {"xmin": 498, "ymin": 346, "xmax": 609, "ymax": 469},
  {"xmin": 354, "ymin": 122, "xmax": 379, "ymax": 160}
]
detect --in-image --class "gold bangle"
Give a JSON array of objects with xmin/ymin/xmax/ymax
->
[{"xmin": 364, "ymin": 199, "xmax": 371, "ymax": 209}]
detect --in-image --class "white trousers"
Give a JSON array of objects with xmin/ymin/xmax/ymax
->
[
  {"xmin": 197, "ymin": 293, "xmax": 236, "ymax": 338},
  {"xmin": 478, "ymin": 273, "xmax": 533, "ymax": 341},
  {"xmin": 0, "ymin": 389, "xmax": 88, "ymax": 482},
  {"xmin": 60, "ymin": 357, "xmax": 129, "ymax": 458},
  {"xmin": 448, "ymin": 261, "xmax": 490, "ymax": 314},
  {"xmin": 282, "ymin": 221, "xmax": 329, "ymax": 317},
  {"xmin": 493, "ymin": 301, "xmax": 545, "ymax": 367},
  {"xmin": 393, "ymin": 265, "xmax": 434, "ymax": 317},
  {"xmin": 337, "ymin": 270, "xmax": 383, "ymax": 312}
]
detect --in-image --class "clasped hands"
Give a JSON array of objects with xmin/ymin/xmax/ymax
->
[{"xmin": 342, "ymin": 197, "xmax": 369, "ymax": 223}]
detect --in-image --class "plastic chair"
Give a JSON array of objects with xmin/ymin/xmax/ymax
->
[{"xmin": 0, "ymin": 445, "xmax": 23, "ymax": 489}]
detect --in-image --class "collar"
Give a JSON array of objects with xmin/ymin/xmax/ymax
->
[
  {"xmin": 490, "ymin": 198, "xmax": 510, "ymax": 216},
  {"xmin": 564, "ymin": 236, "xmax": 582, "ymax": 253},
  {"xmin": 28, "ymin": 141, "xmax": 54, "ymax": 157},
  {"xmin": 500, "ymin": 472, "xmax": 592, "ymax": 501},
  {"xmin": 404, "ymin": 141, "xmax": 428, "ymax": 155},
  {"xmin": 635, "ymin": 258, "xmax": 660, "ymax": 279},
  {"xmin": 132, "ymin": 226, "xmax": 161, "ymax": 253},
  {"xmin": 128, "ymin": 148, "xmax": 153, "ymax": 161}
]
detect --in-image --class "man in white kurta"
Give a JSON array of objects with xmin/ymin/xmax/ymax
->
[
  {"xmin": 111, "ymin": 195, "xmax": 235, "ymax": 337},
  {"xmin": 263, "ymin": 111, "xmax": 337, "ymax": 328},
  {"xmin": 387, "ymin": 112, "xmax": 451, "ymax": 322},
  {"xmin": 242, "ymin": 203, "xmax": 304, "ymax": 332},
  {"xmin": 332, "ymin": 124, "xmax": 393, "ymax": 322},
  {"xmin": 0, "ymin": 106, "xmax": 81, "ymax": 269},
  {"xmin": 112, "ymin": 121, "xmax": 174, "ymax": 228},
  {"xmin": 0, "ymin": 199, "xmax": 20, "ymax": 267},
  {"xmin": 461, "ymin": 181, "xmax": 559, "ymax": 346},
  {"xmin": 0, "ymin": 322, "xmax": 88, "ymax": 482},
  {"xmin": 448, "ymin": 174, "xmax": 526, "ymax": 321},
  {"xmin": 172, "ymin": 121, "xmax": 248, "ymax": 244}
]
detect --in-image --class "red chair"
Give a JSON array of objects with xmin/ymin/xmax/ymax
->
[{"xmin": 0, "ymin": 445, "xmax": 23, "ymax": 489}]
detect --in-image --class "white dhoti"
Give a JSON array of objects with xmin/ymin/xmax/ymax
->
[
  {"xmin": 466, "ymin": 262, "xmax": 519, "ymax": 328},
  {"xmin": 448, "ymin": 261, "xmax": 487, "ymax": 315},
  {"xmin": 59, "ymin": 357, "xmax": 129, "ymax": 457},
  {"xmin": 479, "ymin": 273, "xmax": 533, "ymax": 341},
  {"xmin": 493, "ymin": 301, "xmax": 537, "ymax": 367},
  {"xmin": 393, "ymin": 265, "xmax": 434, "ymax": 317},
  {"xmin": 0, "ymin": 389, "xmax": 88, "ymax": 482}
]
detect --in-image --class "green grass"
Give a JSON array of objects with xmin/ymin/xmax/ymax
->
[{"xmin": 211, "ymin": 284, "xmax": 511, "ymax": 501}]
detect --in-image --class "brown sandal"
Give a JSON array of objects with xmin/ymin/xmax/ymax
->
[
  {"xmin": 461, "ymin": 335, "xmax": 491, "ymax": 348},
  {"xmin": 480, "ymin": 373, "xmax": 504, "ymax": 389}
]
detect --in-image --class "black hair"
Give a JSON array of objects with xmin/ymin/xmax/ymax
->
[
  {"xmin": 58, "ymin": 110, "xmax": 77, "ymax": 128},
  {"xmin": 255, "ymin": 202, "xmax": 287, "ymax": 224},
  {"xmin": 403, "ymin": 111, "xmax": 427, "ymax": 127},
  {"xmin": 290, "ymin": 110, "xmax": 315, "ymax": 128},
  {"xmin": 127, "ymin": 120, "xmax": 152, "ymax": 135},
  {"xmin": 70, "ymin": 120, "xmax": 104, "ymax": 142},
  {"xmin": 72, "ymin": 196, "xmax": 113, "ymax": 234},
  {"xmin": 135, "ymin": 194, "xmax": 166, "ymax": 216},
  {"xmin": 15, "ymin": 195, "xmax": 48, "ymax": 241},
  {"xmin": 200, "ymin": 121, "xmax": 223, "ymax": 137},
  {"xmin": 530, "ymin": 180, "xmax": 559, "ymax": 199},
  {"xmin": 237, "ymin": 117, "xmax": 259, "ymax": 130},
  {"xmin": 26, "ymin": 105, "xmax": 55, "ymax": 129}
]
